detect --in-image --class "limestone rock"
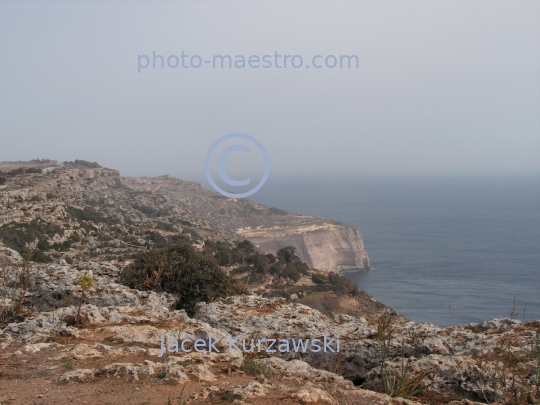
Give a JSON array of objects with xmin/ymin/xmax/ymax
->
[
  {"xmin": 59, "ymin": 369, "xmax": 95, "ymax": 383},
  {"xmin": 189, "ymin": 363, "xmax": 217, "ymax": 382},
  {"xmin": 239, "ymin": 223, "xmax": 370, "ymax": 271},
  {"xmin": 164, "ymin": 365, "xmax": 189, "ymax": 383},
  {"xmin": 0, "ymin": 250, "xmax": 536, "ymax": 402},
  {"xmin": 14, "ymin": 342, "xmax": 55, "ymax": 354},
  {"xmin": 92, "ymin": 362, "xmax": 156, "ymax": 382},
  {"xmin": 290, "ymin": 386, "xmax": 338, "ymax": 404},
  {"xmin": 0, "ymin": 164, "xmax": 369, "ymax": 272},
  {"xmin": 231, "ymin": 381, "xmax": 269, "ymax": 399}
]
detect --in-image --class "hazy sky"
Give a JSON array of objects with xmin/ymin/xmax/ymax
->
[{"xmin": 1, "ymin": 1, "xmax": 539, "ymax": 183}]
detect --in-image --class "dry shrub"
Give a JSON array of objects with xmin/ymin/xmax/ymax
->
[
  {"xmin": 475, "ymin": 330, "xmax": 540, "ymax": 404},
  {"xmin": 0, "ymin": 250, "xmax": 33, "ymax": 325},
  {"xmin": 119, "ymin": 243, "xmax": 247, "ymax": 316}
]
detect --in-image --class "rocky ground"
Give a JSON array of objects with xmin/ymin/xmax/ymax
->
[
  {"xmin": 0, "ymin": 248, "xmax": 410, "ymax": 405},
  {"xmin": 1, "ymin": 247, "xmax": 538, "ymax": 405},
  {"xmin": 1, "ymin": 162, "xmax": 538, "ymax": 404}
]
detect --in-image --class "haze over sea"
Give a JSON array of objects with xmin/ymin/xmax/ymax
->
[{"xmin": 250, "ymin": 176, "xmax": 540, "ymax": 327}]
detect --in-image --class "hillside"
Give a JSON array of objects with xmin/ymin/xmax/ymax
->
[
  {"xmin": 0, "ymin": 247, "xmax": 537, "ymax": 404},
  {"xmin": 0, "ymin": 162, "xmax": 369, "ymax": 271},
  {"xmin": 0, "ymin": 162, "xmax": 538, "ymax": 404}
]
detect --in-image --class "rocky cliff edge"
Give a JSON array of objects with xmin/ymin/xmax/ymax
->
[{"xmin": 0, "ymin": 164, "xmax": 369, "ymax": 272}]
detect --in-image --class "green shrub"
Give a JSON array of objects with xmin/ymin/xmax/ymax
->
[
  {"xmin": 5, "ymin": 168, "xmax": 24, "ymax": 176},
  {"xmin": 66, "ymin": 206, "xmax": 121, "ymax": 226},
  {"xmin": 268, "ymin": 247, "xmax": 309, "ymax": 282},
  {"xmin": 270, "ymin": 289, "xmax": 290, "ymax": 300},
  {"xmin": 246, "ymin": 253, "xmax": 269, "ymax": 273},
  {"xmin": 268, "ymin": 207, "xmax": 287, "ymax": 215},
  {"xmin": 24, "ymin": 167, "xmax": 42, "ymax": 174},
  {"xmin": 328, "ymin": 272, "xmax": 359, "ymax": 296},
  {"xmin": 237, "ymin": 240, "xmax": 256, "ymax": 254},
  {"xmin": 0, "ymin": 220, "xmax": 62, "ymax": 261},
  {"xmin": 243, "ymin": 357, "xmax": 268, "ymax": 378},
  {"xmin": 376, "ymin": 313, "xmax": 432, "ymax": 398},
  {"xmin": 131, "ymin": 204, "xmax": 170, "ymax": 218},
  {"xmin": 156, "ymin": 221, "xmax": 175, "ymax": 232},
  {"xmin": 119, "ymin": 243, "xmax": 247, "ymax": 316},
  {"xmin": 215, "ymin": 249, "xmax": 233, "ymax": 266},
  {"xmin": 266, "ymin": 253, "xmax": 276, "ymax": 264},
  {"xmin": 312, "ymin": 273, "xmax": 328, "ymax": 284},
  {"xmin": 74, "ymin": 274, "xmax": 95, "ymax": 325},
  {"xmin": 143, "ymin": 231, "xmax": 168, "ymax": 248},
  {"xmin": 1, "ymin": 251, "xmax": 33, "ymax": 325},
  {"xmin": 63, "ymin": 160, "xmax": 102, "ymax": 168}
]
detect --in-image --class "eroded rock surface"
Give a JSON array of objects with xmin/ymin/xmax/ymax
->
[
  {"xmin": 0, "ymin": 249, "xmax": 538, "ymax": 404},
  {"xmin": 0, "ymin": 164, "xmax": 369, "ymax": 272}
]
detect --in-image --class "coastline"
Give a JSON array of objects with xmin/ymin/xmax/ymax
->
[
  {"xmin": 251, "ymin": 176, "xmax": 540, "ymax": 326},
  {"xmin": 337, "ymin": 267, "xmax": 368, "ymax": 275}
]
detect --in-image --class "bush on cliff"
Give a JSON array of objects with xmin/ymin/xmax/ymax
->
[
  {"xmin": 328, "ymin": 272, "xmax": 359, "ymax": 296},
  {"xmin": 312, "ymin": 273, "xmax": 328, "ymax": 284},
  {"xmin": 63, "ymin": 159, "xmax": 102, "ymax": 168},
  {"xmin": 119, "ymin": 243, "xmax": 248, "ymax": 316},
  {"xmin": 269, "ymin": 246, "xmax": 310, "ymax": 282}
]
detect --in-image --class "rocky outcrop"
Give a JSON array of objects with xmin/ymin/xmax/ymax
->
[
  {"xmin": 0, "ymin": 250, "xmax": 538, "ymax": 404},
  {"xmin": 0, "ymin": 251, "xmax": 417, "ymax": 404},
  {"xmin": 194, "ymin": 295, "xmax": 539, "ymax": 402},
  {"xmin": 1, "ymin": 163, "xmax": 368, "ymax": 272},
  {"xmin": 122, "ymin": 174, "xmax": 370, "ymax": 271},
  {"xmin": 237, "ymin": 223, "xmax": 370, "ymax": 271}
]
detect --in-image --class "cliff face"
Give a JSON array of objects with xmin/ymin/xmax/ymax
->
[
  {"xmin": 0, "ymin": 164, "xmax": 369, "ymax": 272},
  {"xmin": 122, "ymin": 175, "xmax": 370, "ymax": 272},
  {"xmin": 237, "ymin": 223, "xmax": 370, "ymax": 271}
]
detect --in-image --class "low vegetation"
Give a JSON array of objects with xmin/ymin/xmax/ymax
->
[
  {"xmin": 243, "ymin": 356, "xmax": 269, "ymax": 378},
  {"xmin": 2, "ymin": 167, "xmax": 43, "ymax": 176},
  {"xmin": 66, "ymin": 206, "xmax": 123, "ymax": 227},
  {"xmin": 204, "ymin": 239, "xmax": 311, "ymax": 285},
  {"xmin": 375, "ymin": 313, "xmax": 432, "ymax": 399},
  {"xmin": 474, "ymin": 322, "xmax": 540, "ymax": 405},
  {"xmin": 74, "ymin": 274, "xmax": 95, "ymax": 325},
  {"xmin": 0, "ymin": 217, "xmax": 85, "ymax": 262},
  {"xmin": 202, "ymin": 239, "xmax": 362, "ymax": 315},
  {"xmin": 62, "ymin": 159, "xmax": 102, "ymax": 168},
  {"xmin": 132, "ymin": 203, "xmax": 171, "ymax": 218},
  {"xmin": 0, "ymin": 251, "xmax": 33, "ymax": 326},
  {"xmin": 119, "ymin": 242, "xmax": 247, "ymax": 316}
]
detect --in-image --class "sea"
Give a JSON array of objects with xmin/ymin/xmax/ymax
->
[{"xmin": 249, "ymin": 175, "xmax": 540, "ymax": 327}]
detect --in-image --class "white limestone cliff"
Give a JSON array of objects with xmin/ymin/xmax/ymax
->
[{"xmin": 237, "ymin": 223, "xmax": 370, "ymax": 271}]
